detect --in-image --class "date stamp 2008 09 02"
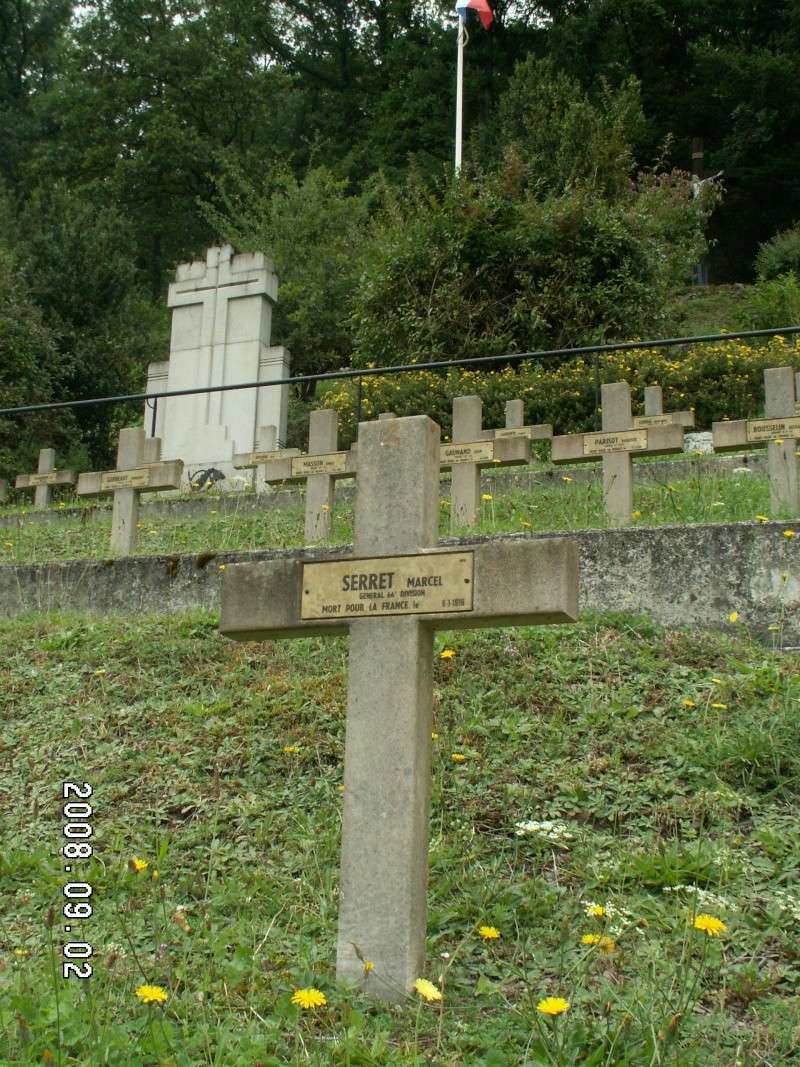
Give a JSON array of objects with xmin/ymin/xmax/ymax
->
[{"xmin": 60, "ymin": 782, "xmax": 94, "ymax": 979}]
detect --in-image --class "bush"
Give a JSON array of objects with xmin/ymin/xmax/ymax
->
[
  {"xmin": 755, "ymin": 225, "xmax": 800, "ymax": 281},
  {"xmin": 737, "ymin": 272, "xmax": 800, "ymax": 331},
  {"xmin": 320, "ymin": 335, "xmax": 800, "ymax": 445}
]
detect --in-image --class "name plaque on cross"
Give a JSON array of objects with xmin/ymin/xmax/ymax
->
[
  {"xmin": 301, "ymin": 551, "xmax": 474, "ymax": 620},
  {"xmin": 27, "ymin": 473, "xmax": 62, "ymax": 486},
  {"xmin": 291, "ymin": 452, "xmax": 349, "ymax": 476},
  {"xmin": 249, "ymin": 449, "xmax": 285, "ymax": 464},
  {"xmin": 440, "ymin": 442, "xmax": 495, "ymax": 464},
  {"xmin": 100, "ymin": 468, "xmax": 152, "ymax": 491},
  {"xmin": 633, "ymin": 414, "xmax": 673, "ymax": 428},
  {"xmin": 745, "ymin": 416, "xmax": 800, "ymax": 443},
  {"xmin": 494, "ymin": 427, "xmax": 533, "ymax": 440},
  {"xmin": 582, "ymin": 430, "xmax": 648, "ymax": 456}
]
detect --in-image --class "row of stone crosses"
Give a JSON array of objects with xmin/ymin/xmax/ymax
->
[{"xmin": 7, "ymin": 366, "xmax": 800, "ymax": 556}]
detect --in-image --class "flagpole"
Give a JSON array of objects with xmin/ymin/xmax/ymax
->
[{"xmin": 455, "ymin": 17, "xmax": 465, "ymax": 174}]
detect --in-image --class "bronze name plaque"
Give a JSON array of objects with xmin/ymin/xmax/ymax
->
[
  {"xmin": 582, "ymin": 430, "xmax": 648, "ymax": 457},
  {"xmin": 301, "ymin": 551, "xmax": 475, "ymax": 620},
  {"xmin": 291, "ymin": 452, "xmax": 348, "ymax": 476},
  {"xmin": 100, "ymin": 468, "xmax": 152, "ymax": 491},
  {"xmin": 27, "ymin": 473, "xmax": 60, "ymax": 486},
  {"xmin": 795, "ymin": 401, "xmax": 800, "ymax": 416},
  {"xmin": 746, "ymin": 416, "xmax": 800, "ymax": 443},
  {"xmin": 250, "ymin": 450, "xmax": 285, "ymax": 464},
  {"xmin": 494, "ymin": 427, "xmax": 531, "ymax": 440},
  {"xmin": 633, "ymin": 414, "xmax": 673, "ymax": 428},
  {"xmin": 440, "ymin": 442, "xmax": 495, "ymax": 464}
]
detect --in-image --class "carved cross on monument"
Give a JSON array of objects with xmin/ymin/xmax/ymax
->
[
  {"xmin": 15, "ymin": 448, "xmax": 76, "ymax": 510},
  {"xmin": 713, "ymin": 365, "xmax": 799, "ymax": 514},
  {"xmin": 76, "ymin": 428, "xmax": 183, "ymax": 554},
  {"xmin": 441, "ymin": 396, "xmax": 531, "ymax": 529},
  {"xmin": 551, "ymin": 381, "xmax": 684, "ymax": 524},
  {"xmin": 633, "ymin": 385, "xmax": 695, "ymax": 430},
  {"xmin": 220, "ymin": 416, "xmax": 578, "ymax": 1000},
  {"xmin": 234, "ymin": 410, "xmax": 357, "ymax": 543}
]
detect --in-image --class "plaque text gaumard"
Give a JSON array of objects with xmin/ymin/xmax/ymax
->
[
  {"xmin": 440, "ymin": 442, "xmax": 495, "ymax": 463},
  {"xmin": 746, "ymin": 415, "xmax": 800, "ymax": 443},
  {"xmin": 582, "ymin": 429, "xmax": 648, "ymax": 457},
  {"xmin": 301, "ymin": 551, "xmax": 475, "ymax": 620}
]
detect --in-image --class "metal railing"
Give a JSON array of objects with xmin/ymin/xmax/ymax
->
[{"xmin": 1, "ymin": 326, "xmax": 798, "ymax": 435}]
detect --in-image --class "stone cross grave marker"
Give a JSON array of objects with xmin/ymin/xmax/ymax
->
[
  {"xmin": 494, "ymin": 399, "xmax": 553, "ymax": 444},
  {"xmin": 220, "ymin": 415, "xmax": 578, "ymax": 1000},
  {"xmin": 634, "ymin": 385, "xmax": 695, "ymax": 430},
  {"xmin": 76, "ymin": 428, "xmax": 183, "ymax": 555},
  {"xmin": 551, "ymin": 381, "xmax": 684, "ymax": 524},
  {"xmin": 713, "ymin": 365, "xmax": 799, "ymax": 514},
  {"xmin": 795, "ymin": 370, "xmax": 799, "ymax": 416},
  {"xmin": 234, "ymin": 409, "xmax": 356, "ymax": 543},
  {"xmin": 15, "ymin": 448, "xmax": 76, "ymax": 510},
  {"xmin": 440, "ymin": 396, "xmax": 531, "ymax": 530}
]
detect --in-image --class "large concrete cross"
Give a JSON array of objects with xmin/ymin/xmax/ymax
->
[
  {"xmin": 76, "ymin": 428, "xmax": 183, "ymax": 554},
  {"xmin": 551, "ymin": 381, "xmax": 684, "ymax": 524},
  {"xmin": 713, "ymin": 365, "xmax": 799, "ymax": 514},
  {"xmin": 634, "ymin": 385, "xmax": 695, "ymax": 430},
  {"xmin": 220, "ymin": 416, "xmax": 578, "ymax": 999},
  {"xmin": 441, "ymin": 396, "xmax": 531, "ymax": 529},
  {"xmin": 15, "ymin": 448, "xmax": 76, "ymax": 510},
  {"xmin": 234, "ymin": 410, "xmax": 357, "ymax": 543}
]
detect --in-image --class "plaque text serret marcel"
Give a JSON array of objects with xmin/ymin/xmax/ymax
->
[{"xmin": 301, "ymin": 551, "xmax": 475, "ymax": 620}]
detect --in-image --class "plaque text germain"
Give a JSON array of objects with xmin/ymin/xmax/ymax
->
[{"xmin": 301, "ymin": 551, "xmax": 475, "ymax": 620}]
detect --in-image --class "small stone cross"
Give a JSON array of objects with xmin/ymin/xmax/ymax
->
[
  {"xmin": 441, "ymin": 396, "xmax": 531, "ymax": 529},
  {"xmin": 220, "ymin": 416, "xmax": 578, "ymax": 1000},
  {"xmin": 76, "ymin": 427, "xmax": 183, "ymax": 554},
  {"xmin": 15, "ymin": 448, "xmax": 76, "ymax": 510},
  {"xmin": 713, "ymin": 365, "xmax": 799, "ymax": 514},
  {"xmin": 633, "ymin": 385, "xmax": 695, "ymax": 430},
  {"xmin": 234, "ymin": 409, "xmax": 356, "ymax": 543},
  {"xmin": 551, "ymin": 381, "xmax": 684, "ymax": 524}
]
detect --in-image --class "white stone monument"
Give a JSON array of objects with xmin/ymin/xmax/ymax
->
[{"xmin": 145, "ymin": 245, "xmax": 291, "ymax": 486}]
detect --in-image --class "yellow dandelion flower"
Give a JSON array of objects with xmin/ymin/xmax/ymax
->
[
  {"xmin": 728, "ymin": 611, "xmax": 739, "ymax": 623},
  {"xmin": 218, "ymin": 564, "xmax": 226, "ymax": 572},
  {"xmin": 478, "ymin": 925, "xmax": 501, "ymax": 940},
  {"xmin": 682, "ymin": 699, "xmax": 696, "ymax": 708},
  {"xmin": 151, "ymin": 870, "xmax": 159, "ymax": 880},
  {"xmin": 537, "ymin": 997, "xmax": 570, "ymax": 1015},
  {"xmin": 711, "ymin": 677, "xmax": 722, "ymax": 684},
  {"xmin": 363, "ymin": 961, "xmax": 374, "ymax": 974},
  {"xmin": 130, "ymin": 857, "xmax": 148, "ymax": 873},
  {"xmin": 710, "ymin": 702, "xmax": 727, "ymax": 710},
  {"xmin": 585, "ymin": 904, "xmax": 606, "ymax": 917},
  {"xmin": 755, "ymin": 515, "xmax": 770, "ymax": 523},
  {"xmin": 481, "ymin": 493, "xmax": 493, "ymax": 502},
  {"xmin": 283, "ymin": 745, "xmax": 300, "ymax": 754},
  {"xmin": 693, "ymin": 914, "xmax": 727, "ymax": 937},
  {"xmin": 632, "ymin": 510, "xmax": 642, "ymax": 520},
  {"xmin": 451, "ymin": 753, "xmax": 467, "ymax": 762},
  {"xmin": 93, "ymin": 668, "xmax": 106, "ymax": 676},
  {"xmin": 783, "ymin": 530, "xmax": 796, "ymax": 539},
  {"xmin": 291, "ymin": 987, "xmax": 327, "ymax": 1009},
  {"xmin": 561, "ymin": 476, "xmax": 574, "ymax": 483},
  {"xmin": 581, "ymin": 933, "xmax": 601, "ymax": 945},
  {"xmin": 439, "ymin": 649, "xmax": 456, "ymax": 660},
  {"xmin": 414, "ymin": 978, "xmax": 442, "ymax": 1002},
  {"xmin": 431, "ymin": 732, "xmax": 439, "ymax": 740},
  {"xmin": 521, "ymin": 520, "xmax": 531, "ymax": 528},
  {"xmin": 135, "ymin": 984, "xmax": 168, "ymax": 1004}
]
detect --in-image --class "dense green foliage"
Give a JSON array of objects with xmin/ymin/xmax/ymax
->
[
  {"xmin": 2, "ymin": 610, "xmax": 799, "ymax": 1062},
  {"xmin": 1, "ymin": 0, "xmax": 799, "ymax": 469}
]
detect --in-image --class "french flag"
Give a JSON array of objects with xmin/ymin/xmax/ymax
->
[{"xmin": 455, "ymin": 0, "xmax": 493, "ymax": 30}]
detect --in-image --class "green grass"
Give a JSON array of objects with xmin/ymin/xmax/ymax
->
[
  {"xmin": 1, "ymin": 610, "xmax": 799, "ymax": 1064},
  {"xmin": 0, "ymin": 469, "xmax": 784, "ymax": 565},
  {"xmin": 667, "ymin": 285, "xmax": 751, "ymax": 337}
]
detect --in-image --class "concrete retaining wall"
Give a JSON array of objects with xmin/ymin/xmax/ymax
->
[{"xmin": 1, "ymin": 522, "xmax": 797, "ymax": 649}]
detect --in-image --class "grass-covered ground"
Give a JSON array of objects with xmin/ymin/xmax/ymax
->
[
  {"xmin": 0, "ymin": 467, "xmax": 783, "ymax": 564},
  {"xmin": 1, "ymin": 610, "xmax": 799, "ymax": 1065}
]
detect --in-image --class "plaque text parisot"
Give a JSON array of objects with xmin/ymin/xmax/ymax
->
[{"xmin": 301, "ymin": 552, "xmax": 475, "ymax": 620}]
